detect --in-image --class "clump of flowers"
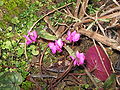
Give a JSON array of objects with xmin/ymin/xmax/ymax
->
[
  {"xmin": 24, "ymin": 30, "xmax": 37, "ymax": 45},
  {"xmin": 70, "ymin": 51, "xmax": 85, "ymax": 66},
  {"xmin": 47, "ymin": 30, "xmax": 84, "ymax": 66},
  {"xmin": 66, "ymin": 30, "xmax": 80, "ymax": 42},
  {"xmin": 48, "ymin": 39, "xmax": 63, "ymax": 54}
]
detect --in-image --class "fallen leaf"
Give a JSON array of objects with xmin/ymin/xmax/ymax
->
[{"xmin": 85, "ymin": 45, "xmax": 112, "ymax": 81}]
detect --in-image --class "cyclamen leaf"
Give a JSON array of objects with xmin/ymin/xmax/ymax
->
[
  {"xmin": 0, "ymin": 72, "xmax": 23, "ymax": 90},
  {"xmin": 39, "ymin": 30, "xmax": 57, "ymax": 40},
  {"xmin": 85, "ymin": 45, "xmax": 112, "ymax": 81}
]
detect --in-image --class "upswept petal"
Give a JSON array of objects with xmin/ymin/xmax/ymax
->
[
  {"xmin": 67, "ymin": 30, "xmax": 71, "ymax": 36},
  {"xmin": 70, "ymin": 56, "xmax": 75, "ymax": 60},
  {"xmin": 71, "ymin": 51, "xmax": 85, "ymax": 66},
  {"xmin": 29, "ymin": 35, "xmax": 36, "ymax": 41},
  {"xmin": 48, "ymin": 42, "xmax": 57, "ymax": 54},
  {"xmin": 24, "ymin": 35, "xmax": 32, "ymax": 45},
  {"xmin": 48, "ymin": 39, "xmax": 64, "ymax": 54},
  {"xmin": 66, "ymin": 30, "xmax": 80, "ymax": 42},
  {"xmin": 55, "ymin": 39, "xmax": 63, "ymax": 48},
  {"xmin": 48, "ymin": 42, "xmax": 55, "ymax": 49},
  {"xmin": 56, "ymin": 45, "xmax": 62, "ymax": 52},
  {"xmin": 28, "ymin": 31, "xmax": 37, "ymax": 41},
  {"xmin": 72, "ymin": 33, "xmax": 80, "ymax": 42},
  {"xmin": 79, "ymin": 53, "xmax": 85, "ymax": 64},
  {"xmin": 66, "ymin": 31, "xmax": 72, "ymax": 42},
  {"xmin": 71, "ymin": 31, "xmax": 77, "ymax": 36},
  {"xmin": 32, "ymin": 30, "xmax": 37, "ymax": 38},
  {"xmin": 26, "ymin": 41, "xmax": 32, "ymax": 45},
  {"xmin": 74, "ymin": 60, "xmax": 77, "ymax": 66},
  {"xmin": 51, "ymin": 47, "xmax": 57, "ymax": 54},
  {"xmin": 24, "ymin": 30, "xmax": 38, "ymax": 45}
]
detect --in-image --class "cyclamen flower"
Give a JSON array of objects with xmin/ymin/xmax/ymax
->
[
  {"xmin": 24, "ymin": 30, "xmax": 37, "ymax": 45},
  {"xmin": 66, "ymin": 30, "xmax": 80, "ymax": 42},
  {"xmin": 70, "ymin": 51, "xmax": 85, "ymax": 66},
  {"xmin": 48, "ymin": 39, "xmax": 63, "ymax": 54}
]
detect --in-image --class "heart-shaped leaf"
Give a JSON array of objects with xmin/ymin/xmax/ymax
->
[
  {"xmin": 0, "ymin": 84, "xmax": 20, "ymax": 90},
  {"xmin": 85, "ymin": 45, "xmax": 112, "ymax": 81},
  {"xmin": 38, "ymin": 30, "xmax": 57, "ymax": 40},
  {"xmin": 0, "ymin": 72, "xmax": 23, "ymax": 90}
]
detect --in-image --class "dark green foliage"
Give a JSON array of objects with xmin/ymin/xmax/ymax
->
[{"xmin": 0, "ymin": 72, "xmax": 23, "ymax": 90}]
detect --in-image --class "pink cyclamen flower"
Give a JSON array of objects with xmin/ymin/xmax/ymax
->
[
  {"xmin": 28, "ymin": 30, "xmax": 37, "ymax": 41},
  {"xmin": 66, "ymin": 30, "xmax": 80, "ymax": 42},
  {"xmin": 48, "ymin": 39, "xmax": 63, "ymax": 54},
  {"xmin": 24, "ymin": 30, "xmax": 37, "ymax": 45},
  {"xmin": 70, "ymin": 51, "xmax": 85, "ymax": 66}
]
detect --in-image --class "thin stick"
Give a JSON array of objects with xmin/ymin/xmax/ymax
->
[
  {"xmin": 39, "ymin": 46, "xmax": 48, "ymax": 75},
  {"xmin": 77, "ymin": 28, "xmax": 120, "ymax": 51},
  {"xmin": 74, "ymin": 0, "xmax": 81, "ymax": 17},
  {"xmin": 49, "ymin": 61, "xmax": 74, "ymax": 89},
  {"xmin": 83, "ymin": 65, "xmax": 99, "ymax": 88},
  {"xmin": 24, "ymin": 41, "xmax": 28, "ymax": 59}
]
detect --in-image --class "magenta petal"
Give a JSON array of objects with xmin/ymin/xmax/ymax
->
[
  {"xmin": 57, "ymin": 47, "xmax": 62, "ymax": 52},
  {"xmin": 76, "ymin": 51, "xmax": 85, "ymax": 65},
  {"xmin": 76, "ymin": 51, "xmax": 81, "ymax": 58},
  {"xmin": 79, "ymin": 53, "xmax": 85, "ymax": 64},
  {"xmin": 48, "ymin": 42, "xmax": 55, "ymax": 49},
  {"xmin": 66, "ymin": 31, "xmax": 72, "ymax": 42},
  {"xmin": 73, "ymin": 60, "xmax": 77, "ymax": 66},
  {"xmin": 67, "ymin": 30, "xmax": 71, "ymax": 36},
  {"xmin": 24, "ymin": 35, "xmax": 32, "ymax": 45},
  {"xmin": 72, "ymin": 33, "xmax": 80, "ymax": 42},
  {"xmin": 48, "ymin": 42, "xmax": 57, "ymax": 54},
  {"xmin": 51, "ymin": 47, "xmax": 57, "ymax": 54},
  {"xmin": 70, "ymin": 56, "xmax": 75, "ymax": 60},
  {"xmin": 26, "ymin": 41, "xmax": 32, "ymax": 45},
  {"xmin": 71, "ymin": 31, "xmax": 77, "ymax": 36},
  {"xmin": 32, "ymin": 30, "xmax": 37, "ymax": 38},
  {"xmin": 28, "ymin": 31, "xmax": 37, "ymax": 41},
  {"xmin": 66, "ymin": 36, "xmax": 72, "ymax": 42},
  {"xmin": 55, "ymin": 39, "xmax": 63, "ymax": 48},
  {"xmin": 30, "ymin": 36, "xmax": 36, "ymax": 41}
]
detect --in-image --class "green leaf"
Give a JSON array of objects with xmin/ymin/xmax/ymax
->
[
  {"xmin": 32, "ymin": 50, "xmax": 39, "ymax": 55},
  {"xmin": 103, "ymin": 74, "xmax": 116, "ymax": 89},
  {"xmin": 0, "ymin": 1, "xmax": 4, "ymax": 6},
  {"xmin": 38, "ymin": 30, "xmax": 57, "ymax": 40},
  {"xmin": 17, "ymin": 48, "xmax": 24, "ymax": 56},
  {"xmin": 63, "ymin": 45, "xmax": 75, "ymax": 57},
  {"xmin": 5, "ymin": 32, "xmax": 14, "ymax": 38},
  {"xmin": 0, "ymin": 72, "xmax": 23, "ymax": 85},
  {"xmin": 3, "ymin": 40, "xmax": 12, "ymax": 50},
  {"xmin": 11, "ymin": 17, "xmax": 19, "ymax": 24},
  {"xmin": 6, "ymin": 26, "xmax": 12, "ymax": 31},
  {"xmin": 0, "ymin": 84, "xmax": 20, "ymax": 90}
]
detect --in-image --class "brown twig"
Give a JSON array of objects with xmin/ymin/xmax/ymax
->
[
  {"xmin": 77, "ymin": 28, "xmax": 120, "ymax": 51},
  {"xmin": 74, "ymin": 0, "xmax": 81, "ymax": 17},
  {"xmin": 49, "ymin": 61, "xmax": 74, "ymax": 89},
  {"xmin": 75, "ymin": 11, "xmax": 120, "ymax": 27},
  {"xmin": 39, "ymin": 46, "xmax": 48, "ymax": 77},
  {"xmin": 100, "ymin": 6, "xmax": 120, "ymax": 16},
  {"xmin": 112, "ymin": 0, "xmax": 120, "ymax": 6},
  {"xmin": 79, "ymin": 0, "xmax": 89, "ymax": 19},
  {"xmin": 70, "ymin": 74, "xmax": 83, "ymax": 85},
  {"xmin": 83, "ymin": 65, "xmax": 99, "ymax": 88}
]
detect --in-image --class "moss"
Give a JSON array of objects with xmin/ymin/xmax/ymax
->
[{"xmin": 0, "ymin": 0, "xmax": 30, "ymax": 29}]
